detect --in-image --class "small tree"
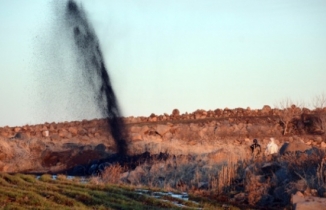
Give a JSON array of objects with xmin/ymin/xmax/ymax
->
[
  {"xmin": 312, "ymin": 92, "xmax": 326, "ymax": 110},
  {"xmin": 311, "ymin": 92, "xmax": 326, "ymax": 135},
  {"xmin": 275, "ymin": 98, "xmax": 302, "ymax": 135}
]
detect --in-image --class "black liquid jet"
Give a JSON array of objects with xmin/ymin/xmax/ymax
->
[{"xmin": 64, "ymin": 0, "xmax": 127, "ymax": 155}]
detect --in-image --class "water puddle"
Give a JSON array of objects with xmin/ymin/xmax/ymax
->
[
  {"xmin": 36, "ymin": 175, "xmax": 88, "ymax": 183},
  {"xmin": 135, "ymin": 189, "xmax": 201, "ymax": 209}
]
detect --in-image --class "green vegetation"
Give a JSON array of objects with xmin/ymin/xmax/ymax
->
[{"xmin": 0, "ymin": 173, "xmax": 238, "ymax": 210}]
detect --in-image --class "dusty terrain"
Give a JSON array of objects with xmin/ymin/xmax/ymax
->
[{"xmin": 0, "ymin": 105, "xmax": 326, "ymax": 209}]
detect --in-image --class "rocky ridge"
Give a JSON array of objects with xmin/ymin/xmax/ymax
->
[{"xmin": 0, "ymin": 105, "xmax": 325, "ymax": 173}]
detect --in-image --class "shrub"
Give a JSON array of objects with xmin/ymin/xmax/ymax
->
[{"xmin": 101, "ymin": 164, "xmax": 124, "ymax": 184}]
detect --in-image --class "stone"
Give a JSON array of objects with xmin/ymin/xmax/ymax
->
[
  {"xmin": 35, "ymin": 131, "xmax": 42, "ymax": 138},
  {"xmin": 94, "ymin": 144, "xmax": 106, "ymax": 152},
  {"xmin": 0, "ymin": 131, "xmax": 10, "ymax": 137},
  {"xmin": 261, "ymin": 105, "xmax": 272, "ymax": 114},
  {"xmin": 295, "ymin": 201, "xmax": 326, "ymax": 210},
  {"xmin": 49, "ymin": 124, "xmax": 56, "ymax": 131},
  {"xmin": 148, "ymin": 116, "xmax": 157, "ymax": 122},
  {"xmin": 130, "ymin": 133, "xmax": 142, "ymax": 141},
  {"xmin": 21, "ymin": 132, "xmax": 31, "ymax": 139},
  {"xmin": 306, "ymin": 140, "xmax": 312, "ymax": 145},
  {"xmin": 234, "ymin": 192, "xmax": 246, "ymax": 202},
  {"xmin": 295, "ymin": 180, "xmax": 308, "ymax": 192},
  {"xmin": 78, "ymin": 128, "xmax": 88, "ymax": 136},
  {"xmin": 42, "ymin": 130, "xmax": 49, "ymax": 137},
  {"xmin": 292, "ymin": 193, "xmax": 326, "ymax": 210},
  {"xmin": 244, "ymin": 138, "xmax": 250, "ymax": 142},
  {"xmin": 162, "ymin": 132, "xmax": 172, "ymax": 140},
  {"xmin": 58, "ymin": 129, "xmax": 72, "ymax": 138},
  {"xmin": 172, "ymin": 109, "xmax": 180, "ymax": 116},
  {"xmin": 321, "ymin": 142, "xmax": 326, "ymax": 148},
  {"xmin": 50, "ymin": 133, "xmax": 60, "ymax": 141},
  {"xmin": 129, "ymin": 126, "xmax": 141, "ymax": 133},
  {"xmin": 140, "ymin": 126, "xmax": 149, "ymax": 134},
  {"xmin": 34, "ymin": 125, "xmax": 42, "ymax": 132},
  {"xmin": 14, "ymin": 127, "xmax": 21, "ymax": 132},
  {"xmin": 314, "ymin": 136, "xmax": 323, "ymax": 144},
  {"xmin": 279, "ymin": 142, "xmax": 311, "ymax": 155},
  {"xmin": 68, "ymin": 127, "xmax": 78, "ymax": 136},
  {"xmin": 198, "ymin": 127, "xmax": 208, "ymax": 138},
  {"xmin": 295, "ymin": 191, "xmax": 304, "ymax": 197},
  {"xmin": 87, "ymin": 127, "xmax": 96, "ymax": 134},
  {"xmin": 155, "ymin": 124, "xmax": 171, "ymax": 136}
]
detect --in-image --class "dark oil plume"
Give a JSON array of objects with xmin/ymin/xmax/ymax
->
[{"xmin": 63, "ymin": 0, "xmax": 127, "ymax": 155}]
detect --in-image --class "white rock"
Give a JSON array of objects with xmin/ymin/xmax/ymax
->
[
  {"xmin": 292, "ymin": 193, "xmax": 326, "ymax": 210},
  {"xmin": 321, "ymin": 142, "xmax": 326, "ymax": 148}
]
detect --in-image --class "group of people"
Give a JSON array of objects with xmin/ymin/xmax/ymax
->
[{"xmin": 250, "ymin": 137, "xmax": 279, "ymax": 159}]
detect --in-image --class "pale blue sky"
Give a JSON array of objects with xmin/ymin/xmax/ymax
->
[{"xmin": 0, "ymin": 0, "xmax": 325, "ymax": 126}]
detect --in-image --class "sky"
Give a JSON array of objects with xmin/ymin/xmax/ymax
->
[{"xmin": 0, "ymin": 0, "xmax": 325, "ymax": 127}]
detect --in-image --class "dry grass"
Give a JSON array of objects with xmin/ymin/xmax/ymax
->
[
  {"xmin": 317, "ymin": 157, "xmax": 326, "ymax": 187},
  {"xmin": 93, "ymin": 148, "xmax": 326, "ymax": 208},
  {"xmin": 246, "ymin": 175, "xmax": 271, "ymax": 206},
  {"xmin": 101, "ymin": 164, "xmax": 125, "ymax": 183}
]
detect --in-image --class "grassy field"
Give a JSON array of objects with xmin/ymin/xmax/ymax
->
[{"xmin": 0, "ymin": 173, "xmax": 241, "ymax": 210}]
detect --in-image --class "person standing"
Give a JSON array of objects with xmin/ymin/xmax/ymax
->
[{"xmin": 250, "ymin": 139, "xmax": 261, "ymax": 159}]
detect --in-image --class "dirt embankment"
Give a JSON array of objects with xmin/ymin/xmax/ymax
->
[{"xmin": 0, "ymin": 105, "xmax": 325, "ymax": 173}]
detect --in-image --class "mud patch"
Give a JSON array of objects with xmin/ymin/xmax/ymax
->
[{"xmin": 41, "ymin": 149, "xmax": 106, "ymax": 169}]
